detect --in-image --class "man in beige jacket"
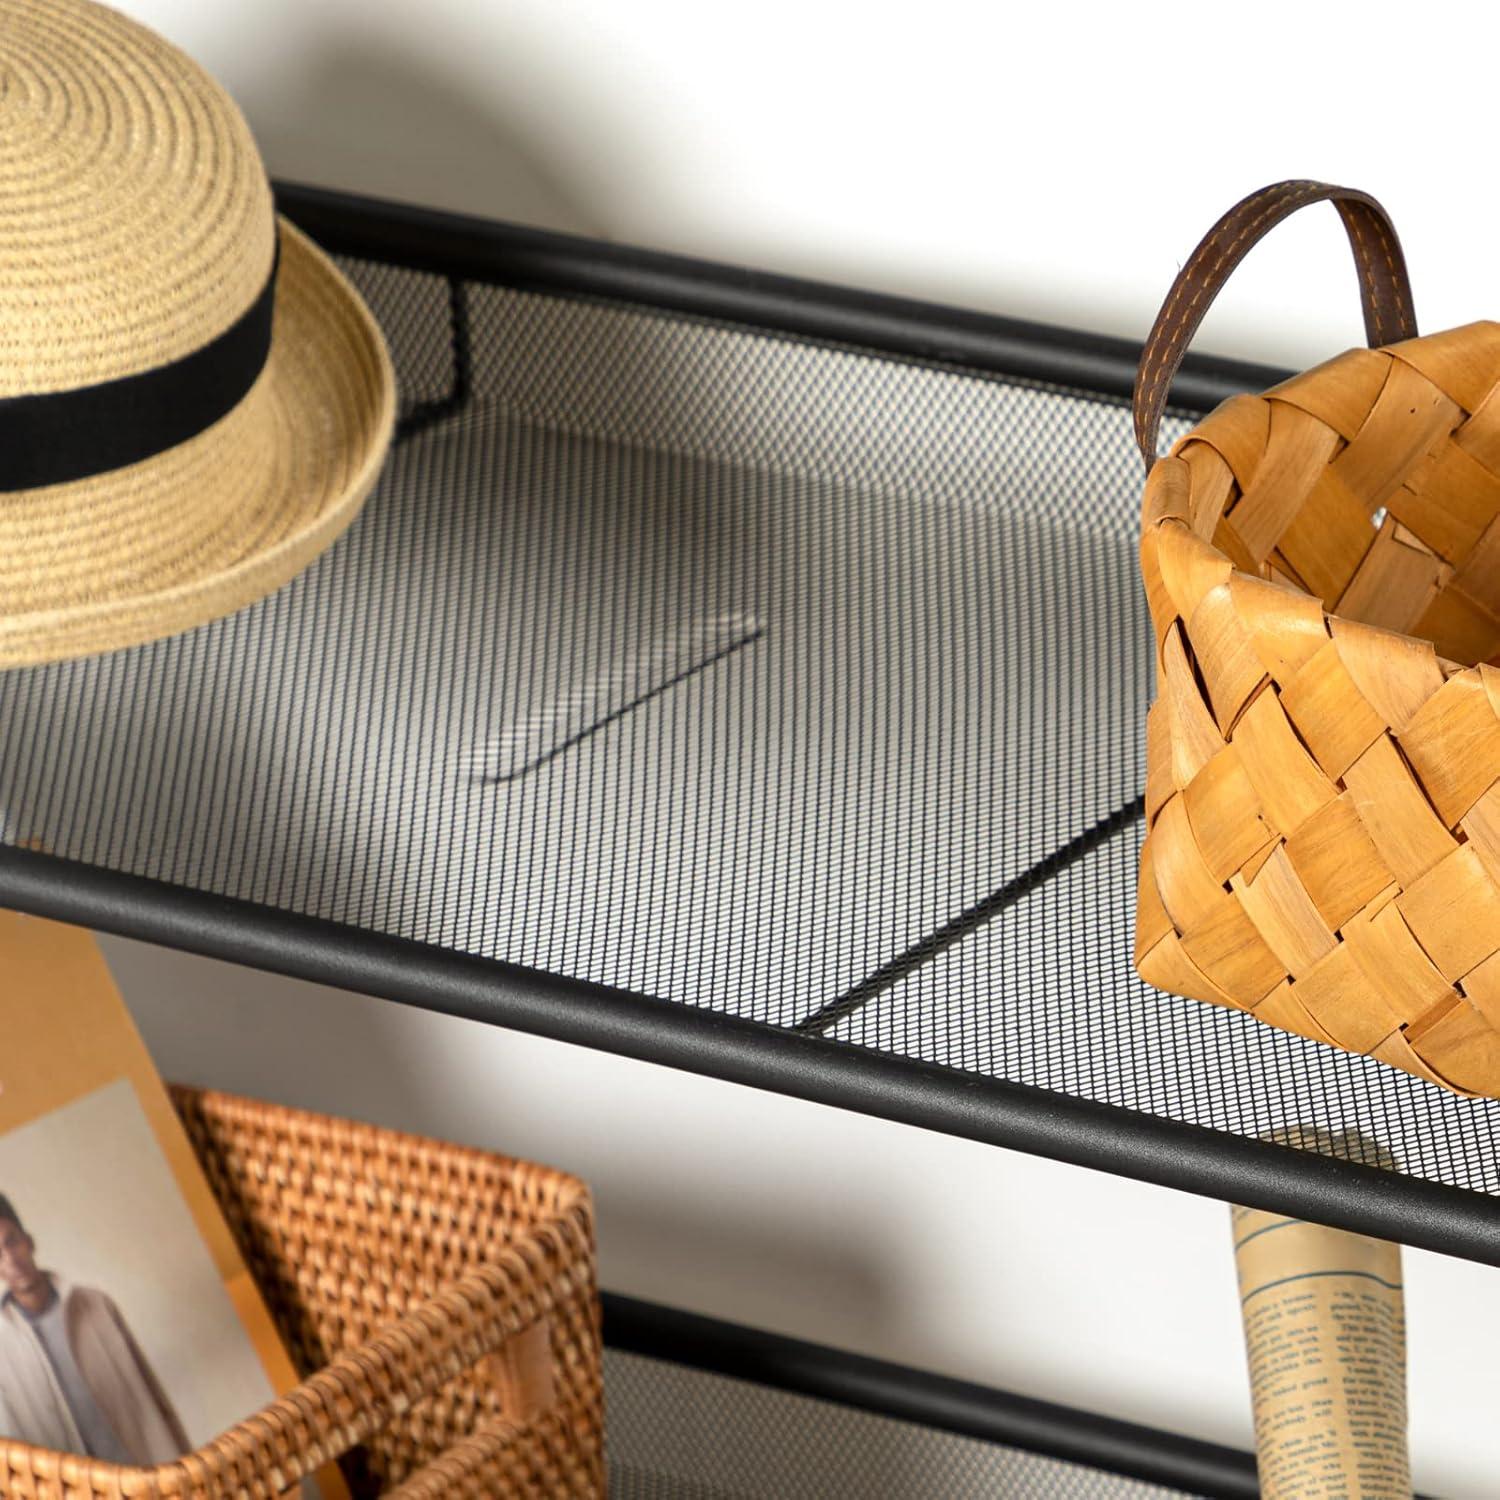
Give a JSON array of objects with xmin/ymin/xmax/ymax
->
[{"xmin": 0, "ymin": 1192, "xmax": 190, "ymax": 1464}]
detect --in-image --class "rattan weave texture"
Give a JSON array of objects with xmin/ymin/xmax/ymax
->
[{"xmin": 0, "ymin": 1088, "xmax": 604, "ymax": 1497}]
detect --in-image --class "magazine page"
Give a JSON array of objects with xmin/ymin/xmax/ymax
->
[{"xmin": 0, "ymin": 908, "xmax": 350, "ymax": 1498}]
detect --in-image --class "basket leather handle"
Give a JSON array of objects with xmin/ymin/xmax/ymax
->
[{"xmin": 1133, "ymin": 180, "xmax": 1419, "ymax": 469}]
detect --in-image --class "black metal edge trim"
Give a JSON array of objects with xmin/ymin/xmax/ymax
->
[
  {"xmin": 270, "ymin": 177, "xmax": 1291, "ymax": 415},
  {"xmin": 3, "ymin": 845, "xmax": 1497, "ymax": 1266},
  {"xmin": 797, "ymin": 797, "xmax": 1145, "ymax": 1035},
  {"xmin": 601, "ymin": 1290, "xmax": 1260, "ymax": 1499}
]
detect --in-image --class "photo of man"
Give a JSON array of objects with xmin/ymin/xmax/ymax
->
[{"xmin": 0, "ymin": 1192, "xmax": 190, "ymax": 1464}]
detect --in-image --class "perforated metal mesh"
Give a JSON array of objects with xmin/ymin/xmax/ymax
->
[
  {"xmin": 2, "ymin": 244, "xmax": 1497, "ymax": 1201},
  {"xmin": 603, "ymin": 1350, "xmax": 1199, "ymax": 1500}
]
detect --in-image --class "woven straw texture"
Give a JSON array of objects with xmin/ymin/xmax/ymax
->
[
  {"xmin": 0, "ymin": 0, "xmax": 395, "ymax": 667},
  {"xmin": 1136, "ymin": 321, "xmax": 1500, "ymax": 1100},
  {"xmin": 0, "ymin": 1087, "xmax": 604, "ymax": 1497}
]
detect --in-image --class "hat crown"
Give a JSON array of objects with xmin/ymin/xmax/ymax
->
[{"xmin": 0, "ymin": 0, "xmax": 276, "ymax": 401}]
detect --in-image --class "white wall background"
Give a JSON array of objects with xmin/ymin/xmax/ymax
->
[{"xmin": 91, "ymin": 2, "xmax": 1500, "ymax": 1495}]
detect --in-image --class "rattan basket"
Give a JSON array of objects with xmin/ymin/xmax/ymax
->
[
  {"xmin": 1133, "ymin": 179, "xmax": 1500, "ymax": 1101},
  {"xmin": 0, "ymin": 1086, "xmax": 604, "ymax": 1498}
]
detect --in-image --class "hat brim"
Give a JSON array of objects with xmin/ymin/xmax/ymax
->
[{"xmin": 0, "ymin": 214, "xmax": 397, "ymax": 669}]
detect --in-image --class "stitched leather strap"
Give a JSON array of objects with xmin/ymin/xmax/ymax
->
[{"xmin": 1133, "ymin": 180, "xmax": 1418, "ymax": 469}]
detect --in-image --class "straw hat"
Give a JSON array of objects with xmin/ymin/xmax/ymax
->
[{"xmin": 0, "ymin": 0, "xmax": 397, "ymax": 668}]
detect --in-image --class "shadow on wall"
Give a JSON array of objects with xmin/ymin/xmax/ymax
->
[
  {"xmin": 231, "ymin": 31, "xmax": 607, "ymax": 238},
  {"xmin": 221, "ymin": 17, "xmax": 1062, "ymax": 331}
]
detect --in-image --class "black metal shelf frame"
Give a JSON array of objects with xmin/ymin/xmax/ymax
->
[
  {"xmin": 4, "ymin": 842, "xmax": 1491, "ymax": 1265},
  {"xmin": 602, "ymin": 1291, "xmax": 1265, "ymax": 1499},
  {"xmin": 3, "ymin": 178, "xmax": 1497, "ymax": 1265}
]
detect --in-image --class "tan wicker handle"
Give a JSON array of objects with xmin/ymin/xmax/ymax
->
[{"xmin": 1133, "ymin": 180, "xmax": 1419, "ymax": 467}]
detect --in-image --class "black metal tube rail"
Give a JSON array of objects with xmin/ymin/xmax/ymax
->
[
  {"xmin": 270, "ymin": 176, "xmax": 1289, "ymax": 415},
  {"xmin": 2, "ymin": 844, "xmax": 1496, "ymax": 1265},
  {"xmin": 602, "ymin": 1290, "xmax": 1264, "ymax": 1498}
]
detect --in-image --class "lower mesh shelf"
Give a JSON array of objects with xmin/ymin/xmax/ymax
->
[{"xmin": 603, "ymin": 1349, "xmax": 1200, "ymax": 1500}]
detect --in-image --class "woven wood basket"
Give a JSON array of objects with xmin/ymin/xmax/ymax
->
[
  {"xmin": 1134, "ymin": 179, "xmax": 1500, "ymax": 1101},
  {"xmin": 0, "ymin": 1087, "xmax": 604, "ymax": 1498}
]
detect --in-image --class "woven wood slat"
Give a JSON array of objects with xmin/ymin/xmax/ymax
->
[
  {"xmin": 0, "ymin": 1088, "xmax": 604, "ymax": 1497},
  {"xmin": 1138, "ymin": 310, "xmax": 1500, "ymax": 1098}
]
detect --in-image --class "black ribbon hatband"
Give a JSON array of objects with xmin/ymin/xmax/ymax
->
[{"xmin": 0, "ymin": 228, "xmax": 281, "ymax": 492}]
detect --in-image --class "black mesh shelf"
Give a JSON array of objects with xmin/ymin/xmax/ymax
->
[
  {"xmin": 600, "ymin": 1292, "xmax": 1259, "ymax": 1500},
  {"xmin": 605, "ymin": 1352, "xmax": 1201, "ymax": 1500},
  {"xmin": 2, "ymin": 181, "xmax": 1497, "ymax": 1262}
]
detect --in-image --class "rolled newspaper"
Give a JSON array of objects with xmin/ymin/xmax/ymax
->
[{"xmin": 1233, "ymin": 1130, "xmax": 1412, "ymax": 1498}]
